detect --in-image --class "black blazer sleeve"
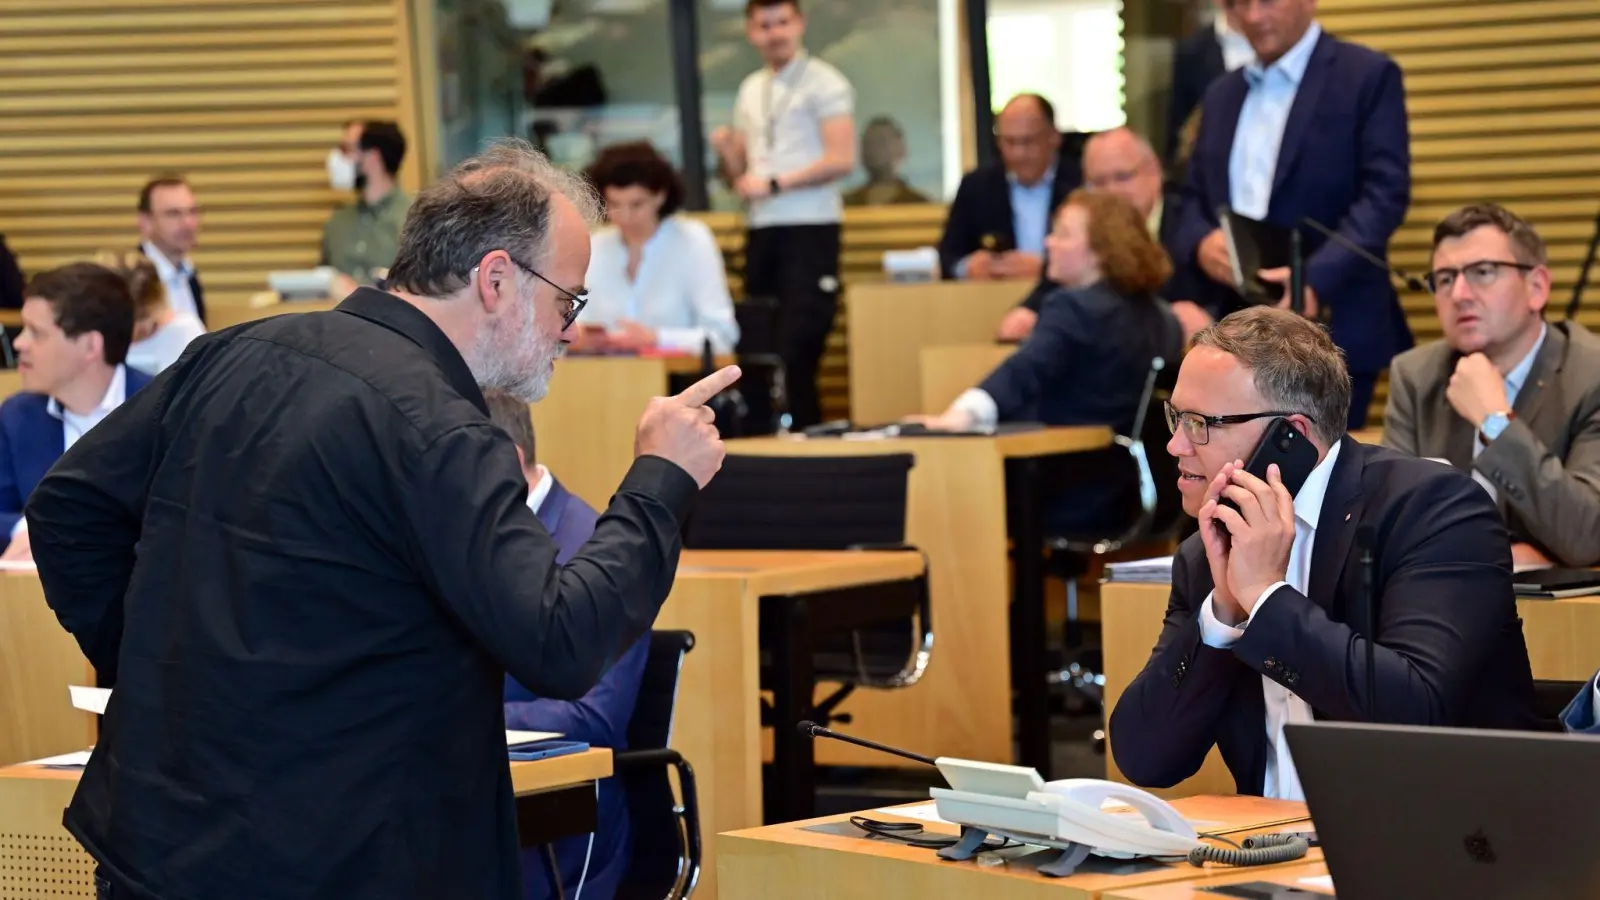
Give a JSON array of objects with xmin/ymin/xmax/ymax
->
[
  {"xmin": 979, "ymin": 289, "xmax": 1086, "ymax": 419},
  {"xmin": 0, "ymin": 235, "xmax": 24, "ymax": 311},
  {"xmin": 938, "ymin": 171, "xmax": 989, "ymax": 278},
  {"xmin": 1109, "ymin": 546, "xmax": 1252, "ymax": 789}
]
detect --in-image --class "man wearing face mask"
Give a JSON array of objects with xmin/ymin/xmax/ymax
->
[{"xmin": 322, "ymin": 119, "xmax": 412, "ymax": 293}]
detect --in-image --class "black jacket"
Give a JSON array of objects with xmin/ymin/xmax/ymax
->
[
  {"xmin": 937, "ymin": 156, "xmax": 1081, "ymax": 279},
  {"xmin": 28, "ymin": 288, "xmax": 694, "ymax": 899},
  {"xmin": 1109, "ymin": 440, "xmax": 1539, "ymax": 794}
]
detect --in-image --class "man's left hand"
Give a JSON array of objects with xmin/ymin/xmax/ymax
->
[
  {"xmin": 1208, "ymin": 462, "xmax": 1296, "ymax": 614},
  {"xmin": 1447, "ymin": 352, "xmax": 1511, "ymax": 429},
  {"xmin": 1258, "ymin": 267, "xmax": 1319, "ymax": 320},
  {"xmin": 736, "ymin": 173, "xmax": 773, "ymax": 200},
  {"xmin": 608, "ymin": 320, "xmax": 658, "ymax": 351},
  {"xmin": 991, "ymin": 251, "xmax": 1044, "ymax": 280}
]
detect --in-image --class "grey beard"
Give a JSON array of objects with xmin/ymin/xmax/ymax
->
[{"xmin": 466, "ymin": 311, "xmax": 563, "ymax": 404}]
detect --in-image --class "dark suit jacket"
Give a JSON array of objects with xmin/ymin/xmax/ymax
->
[
  {"xmin": 1019, "ymin": 185, "xmax": 1193, "ymax": 314},
  {"xmin": 136, "ymin": 245, "xmax": 207, "ymax": 326},
  {"xmin": 0, "ymin": 234, "xmax": 23, "ymax": 311},
  {"xmin": 1383, "ymin": 322, "xmax": 1600, "ymax": 567},
  {"xmin": 1165, "ymin": 27, "xmax": 1226, "ymax": 166},
  {"xmin": 1170, "ymin": 31, "xmax": 1413, "ymax": 374},
  {"xmin": 505, "ymin": 475, "xmax": 647, "ymax": 900},
  {"xmin": 938, "ymin": 157, "xmax": 1081, "ymax": 279},
  {"xmin": 0, "ymin": 366, "xmax": 154, "ymax": 540},
  {"xmin": 1109, "ymin": 439, "xmax": 1539, "ymax": 794}
]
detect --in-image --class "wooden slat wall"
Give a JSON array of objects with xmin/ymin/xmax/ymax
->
[
  {"xmin": 1319, "ymin": 0, "xmax": 1600, "ymax": 423},
  {"xmin": 0, "ymin": 0, "xmax": 423, "ymax": 309},
  {"xmin": 697, "ymin": 205, "xmax": 949, "ymax": 422}
]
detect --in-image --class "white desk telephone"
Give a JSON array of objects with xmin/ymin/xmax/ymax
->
[{"xmin": 928, "ymin": 758, "xmax": 1304, "ymax": 877}]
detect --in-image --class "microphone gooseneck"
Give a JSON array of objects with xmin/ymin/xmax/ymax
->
[
  {"xmin": 796, "ymin": 720, "xmax": 939, "ymax": 767},
  {"xmin": 1357, "ymin": 526, "xmax": 1379, "ymax": 723},
  {"xmin": 1298, "ymin": 216, "xmax": 1428, "ymax": 293}
]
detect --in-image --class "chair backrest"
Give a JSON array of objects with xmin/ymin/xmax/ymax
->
[
  {"xmin": 734, "ymin": 296, "xmax": 780, "ymax": 356},
  {"xmin": 732, "ymin": 297, "xmax": 787, "ymax": 435},
  {"xmin": 682, "ymin": 454, "xmax": 913, "ymax": 550},
  {"xmin": 1140, "ymin": 362, "xmax": 1186, "ymax": 537},
  {"xmin": 620, "ymin": 630, "xmax": 695, "ymax": 900}
]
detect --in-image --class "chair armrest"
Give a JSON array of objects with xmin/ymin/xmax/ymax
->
[{"xmin": 614, "ymin": 747, "xmax": 685, "ymax": 772}]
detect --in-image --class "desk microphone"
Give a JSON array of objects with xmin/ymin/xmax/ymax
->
[
  {"xmin": 1297, "ymin": 216, "xmax": 1428, "ymax": 293},
  {"xmin": 797, "ymin": 720, "xmax": 939, "ymax": 768},
  {"xmin": 1357, "ymin": 525, "xmax": 1379, "ymax": 723}
]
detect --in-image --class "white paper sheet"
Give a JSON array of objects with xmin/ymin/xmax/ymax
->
[
  {"xmin": 1298, "ymin": 875, "xmax": 1335, "ymax": 890},
  {"xmin": 506, "ymin": 730, "xmax": 562, "ymax": 745},
  {"xmin": 69, "ymin": 685, "xmax": 111, "ymax": 714},
  {"xmin": 871, "ymin": 801, "xmax": 948, "ymax": 824},
  {"xmin": 0, "ymin": 559, "xmax": 37, "ymax": 571},
  {"xmin": 28, "ymin": 749, "xmax": 93, "ymax": 767}
]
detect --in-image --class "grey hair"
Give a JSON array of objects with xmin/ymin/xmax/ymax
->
[
  {"xmin": 385, "ymin": 138, "xmax": 601, "ymax": 298},
  {"xmin": 1190, "ymin": 306, "xmax": 1351, "ymax": 446}
]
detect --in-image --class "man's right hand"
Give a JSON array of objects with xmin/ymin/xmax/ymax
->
[
  {"xmin": 635, "ymin": 365, "xmax": 742, "ymax": 487},
  {"xmin": 1197, "ymin": 461, "xmax": 1247, "ymax": 626},
  {"xmin": 1198, "ymin": 228, "xmax": 1234, "ymax": 286},
  {"xmin": 996, "ymin": 307, "xmax": 1037, "ymax": 341}
]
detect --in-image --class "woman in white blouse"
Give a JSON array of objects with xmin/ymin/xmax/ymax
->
[
  {"xmin": 579, "ymin": 142, "xmax": 740, "ymax": 355},
  {"xmin": 98, "ymin": 251, "xmax": 205, "ymax": 375}
]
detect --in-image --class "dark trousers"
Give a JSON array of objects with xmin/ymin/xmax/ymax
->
[
  {"xmin": 742, "ymin": 223, "xmax": 842, "ymax": 430},
  {"xmin": 1348, "ymin": 371, "xmax": 1378, "ymax": 430}
]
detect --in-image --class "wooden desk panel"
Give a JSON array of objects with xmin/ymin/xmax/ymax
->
[
  {"xmin": 653, "ymin": 549, "xmax": 926, "ymax": 900},
  {"xmin": 919, "ymin": 343, "xmax": 1017, "ymax": 415},
  {"xmin": 0, "ymin": 573, "xmax": 96, "ymax": 768},
  {"xmin": 1103, "ymin": 862, "xmax": 1332, "ymax": 898},
  {"xmin": 0, "ymin": 369, "xmax": 21, "ymax": 399},
  {"xmin": 718, "ymin": 795, "xmax": 1313, "ymax": 900},
  {"xmin": 847, "ymin": 281, "xmax": 1028, "ymax": 424},
  {"xmin": 728, "ymin": 428, "xmax": 1111, "ymax": 770},
  {"xmin": 510, "ymin": 747, "xmax": 611, "ymax": 796},
  {"xmin": 207, "ymin": 297, "xmax": 340, "ymax": 331}
]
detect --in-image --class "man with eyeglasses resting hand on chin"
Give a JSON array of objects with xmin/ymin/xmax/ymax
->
[
  {"xmin": 1110, "ymin": 306, "xmax": 1537, "ymax": 801},
  {"xmin": 1383, "ymin": 203, "xmax": 1600, "ymax": 571}
]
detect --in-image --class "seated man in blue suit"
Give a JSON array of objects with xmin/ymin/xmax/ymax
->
[
  {"xmin": 1110, "ymin": 307, "xmax": 1537, "ymax": 799},
  {"xmin": 0, "ymin": 260, "xmax": 153, "ymax": 559},
  {"xmin": 1172, "ymin": 0, "xmax": 1413, "ymax": 428},
  {"xmin": 484, "ymin": 390, "xmax": 649, "ymax": 900}
]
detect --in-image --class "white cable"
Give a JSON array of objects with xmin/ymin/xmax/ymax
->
[{"xmin": 573, "ymin": 779, "xmax": 597, "ymax": 900}]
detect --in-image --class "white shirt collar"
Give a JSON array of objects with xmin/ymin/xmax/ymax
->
[
  {"xmin": 1246, "ymin": 21, "xmax": 1321, "ymax": 86},
  {"xmin": 1504, "ymin": 322, "xmax": 1548, "ymax": 399},
  {"xmin": 46, "ymin": 365, "xmax": 126, "ymax": 422},
  {"xmin": 524, "ymin": 464, "xmax": 553, "ymax": 515},
  {"xmin": 772, "ymin": 49, "xmax": 809, "ymax": 80},
  {"xmin": 141, "ymin": 241, "xmax": 190, "ymax": 281},
  {"xmin": 1291, "ymin": 437, "xmax": 1342, "ymax": 531}
]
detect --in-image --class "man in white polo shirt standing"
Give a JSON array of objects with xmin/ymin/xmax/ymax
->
[{"xmin": 711, "ymin": 0, "xmax": 855, "ymax": 429}]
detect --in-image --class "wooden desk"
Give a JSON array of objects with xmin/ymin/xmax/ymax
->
[
  {"xmin": 0, "ymin": 750, "xmax": 612, "ymax": 898},
  {"xmin": 727, "ymin": 428, "xmax": 1112, "ymax": 771},
  {"xmin": 1350, "ymin": 428, "xmax": 1383, "ymax": 444},
  {"xmin": 847, "ymin": 281, "xmax": 1028, "ymax": 424},
  {"xmin": 1103, "ymin": 862, "xmax": 1332, "ymax": 898},
  {"xmin": 208, "ymin": 293, "xmax": 340, "ymax": 331},
  {"xmin": 530, "ymin": 354, "xmax": 726, "ymax": 510},
  {"xmin": 1101, "ymin": 579, "xmax": 1600, "ymax": 796},
  {"xmin": 0, "ymin": 369, "xmax": 22, "ymax": 399},
  {"xmin": 718, "ymin": 795, "xmax": 1314, "ymax": 900},
  {"xmin": 918, "ymin": 343, "xmax": 1017, "ymax": 414},
  {"xmin": 654, "ymin": 549, "xmax": 926, "ymax": 900},
  {"xmin": 0, "ymin": 573, "xmax": 95, "ymax": 768}
]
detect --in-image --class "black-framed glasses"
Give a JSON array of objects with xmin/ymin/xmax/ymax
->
[
  {"xmin": 1163, "ymin": 401, "xmax": 1313, "ymax": 446},
  {"xmin": 1424, "ymin": 259, "xmax": 1535, "ymax": 296},
  {"xmin": 474, "ymin": 253, "xmax": 588, "ymax": 329}
]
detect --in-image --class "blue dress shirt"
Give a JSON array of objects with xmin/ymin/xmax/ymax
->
[{"xmin": 1229, "ymin": 23, "xmax": 1323, "ymax": 219}]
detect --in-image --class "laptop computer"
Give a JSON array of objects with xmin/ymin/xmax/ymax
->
[{"xmin": 1284, "ymin": 721, "xmax": 1600, "ymax": 899}]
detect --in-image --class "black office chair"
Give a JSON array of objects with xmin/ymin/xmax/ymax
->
[
  {"xmin": 681, "ymin": 453, "xmax": 932, "ymax": 721},
  {"xmin": 615, "ymin": 630, "xmax": 702, "ymax": 900},
  {"xmin": 1531, "ymin": 679, "xmax": 1585, "ymax": 734},
  {"xmin": 1043, "ymin": 356, "xmax": 1187, "ymax": 709},
  {"xmin": 732, "ymin": 296, "xmax": 790, "ymax": 436}
]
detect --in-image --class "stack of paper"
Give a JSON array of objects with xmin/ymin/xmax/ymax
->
[
  {"xmin": 1103, "ymin": 556, "xmax": 1174, "ymax": 584},
  {"xmin": 506, "ymin": 730, "xmax": 562, "ymax": 745}
]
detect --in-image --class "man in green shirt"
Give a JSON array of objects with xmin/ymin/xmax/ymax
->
[{"xmin": 322, "ymin": 120, "xmax": 412, "ymax": 290}]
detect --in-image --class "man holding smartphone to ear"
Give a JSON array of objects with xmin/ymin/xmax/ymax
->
[{"xmin": 1110, "ymin": 306, "xmax": 1537, "ymax": 800}]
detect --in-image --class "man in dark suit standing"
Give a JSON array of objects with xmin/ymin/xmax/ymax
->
[
  {"xmin": 1385, "ymin": 204, "xmax": 1600, "ymax": 570},
  {"xmin": 1171, "ymin": 0, "xmax": 1413, "ymax": 429},
  {"xmin": 1110, "ymin": 307, "xmax": 1537, "ymax": 799},
  {"xmin": 937, "ymin": 93, "xmax": 1079, "ymax": 282},
  {"xmin": 483, "ymin": 390, "xmax": 647, "ymax": 900},
  {"xmin": 136, "ymin": 175, "xmax": 206, "ymax": 327},
  {"xmin": 1164, "ymin": 1, "xmax": 1254, "ymax": 168}
]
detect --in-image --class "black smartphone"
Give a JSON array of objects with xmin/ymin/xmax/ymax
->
[{"xmin": 1215, "ymin": 417, "xmax": 1318, "ymax": 533}]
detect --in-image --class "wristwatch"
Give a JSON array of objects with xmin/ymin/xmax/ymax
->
[
  {"xmin": 1480, "ymin": 410, "xmax": 1516, "ymax": 443},
  {"xmin": 769, "ymin": 176, "xmax": 782, "ymax": 195}
]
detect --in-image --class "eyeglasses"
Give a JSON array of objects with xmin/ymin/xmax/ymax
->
[
  {"xmin": 1424, "ymin": 259, "xmax": 1535, "ymax": 296},
  {"xmin": 474, "ymin": 253, "xmax": 589, "ymax": 330},
  {"xmin": 1163, "ymin": 401, "xmax": 1313, "ymax": 446}
]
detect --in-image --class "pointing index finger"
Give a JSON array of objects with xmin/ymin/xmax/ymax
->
[{"xmin": 675, "ymin": 365, "xmax": 742, "ymax": 408}]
